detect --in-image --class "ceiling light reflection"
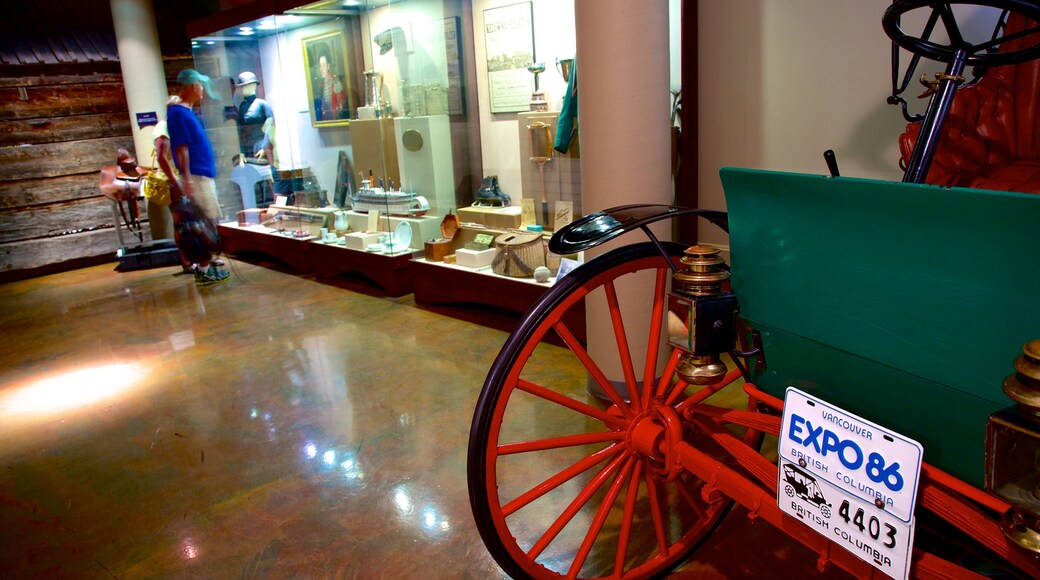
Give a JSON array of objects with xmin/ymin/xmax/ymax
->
[
  {"xmin": 299, "ymin": 440, "xmax": 364, "ymax": 483},
  {"xmin": 394, "ymin": 488, "xmax": 413, "ymax": 515},
  {"xmin": 341, "ymin": 457, "xmax": 363, "ymax": 480},
  {"xmin": 181, "ymin": 538, "xmax": 199, "ymax": 560},
  {"xmin": 0, "ymin": 362, "xmax": 148, "ymax": 419},
  {"xmin": 421, "ymin": 506, "xmax": 451, "ymax": 533},
  {"xmin": 168, "ymin": 330, "xmax": 195, "ymax": 351},
  {"xmin": 422, "ymin": 508, "xmax": 437, "ymax": 528}
]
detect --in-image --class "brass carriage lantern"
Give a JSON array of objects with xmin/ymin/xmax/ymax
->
[
  {"xmin": 986, "ymin": 339, "xmax": 1040, "ymax": 552},
  {"xmin": 667, "ymin": 246, "xmax": 738, "ymax": 385}
]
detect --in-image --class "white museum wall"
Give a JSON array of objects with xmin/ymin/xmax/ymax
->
[
  {"xmin": 260, "ymin": 19, "xmax": 352, "ymax": 201},
  {"xmin": 361, "ymin": 0, "xmax": 453, "ymax": 116},
  {"xmin": 697, "ymin": 0, "xmax": 909, "ymax": 250},
  {"xmin": 472, "ymin": 0, "xmax": 577, "ymax": 205}
]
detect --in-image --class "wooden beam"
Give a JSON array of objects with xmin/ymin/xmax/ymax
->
[
  {"xmin": 0, "ymin": 197, "xmax": 124, "ymax": 243},
  {"xmin": 0, "ymin": 174, "xmax": 107, "ymax": 208},
  {"xmin": 0, "ymin": 112, "xmax": 131, "ymax": 146},
  {"xmin": 0, "ymin": 227, "xmax": 123, "ymax": 273},
  {"xmin": 0, "ymin": 73, "xmax": 124, "ymax": 88},
  {"xmin": 0, "ymin": 82, "xmax": 127, "ymax": 120},
  {"xmin": 0, "ymin": 136, "xmax": 135, "ymax": 180}
]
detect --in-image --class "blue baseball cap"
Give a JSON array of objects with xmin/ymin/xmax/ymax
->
[{"xmin": 177, "ymin": 69, "xmax": 221, "ymax": 101}]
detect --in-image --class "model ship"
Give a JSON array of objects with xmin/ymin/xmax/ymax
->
[{"xmin": 350, "ymin": 176, "xmax": 430, "ymax": 216}]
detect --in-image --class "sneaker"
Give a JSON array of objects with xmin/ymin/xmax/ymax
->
[{"xmin": 194, "ymin": 264, "xmax": 230, "ymax": 286}]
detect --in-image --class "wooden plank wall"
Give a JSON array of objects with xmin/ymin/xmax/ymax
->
[
  {"xmin": 0, "ymin": 57, "xmax": 192, "ymax": 282},
  {"xmin": 0, "ymin": 71, "xmax": 134, "ymax": 281}
]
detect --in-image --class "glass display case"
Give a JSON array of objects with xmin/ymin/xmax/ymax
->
[{"xmin": 187, "ymin": 0, "xmax": 583, "ymax": 297}]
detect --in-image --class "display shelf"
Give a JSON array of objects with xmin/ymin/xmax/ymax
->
[
  {"xmin": 218, "ymin": 223, "xmax": 417, "ymax": 296},
  {"xmin": 309, "ymin": 239, "xmax": 417, "ymax": 296},
  {"xmin": 219, "ymin": 222, "xmax": 312, "ymax": 272},
  {"xmin": 409, "ymin": 258, "xmax": 585, "ymax": 343}
]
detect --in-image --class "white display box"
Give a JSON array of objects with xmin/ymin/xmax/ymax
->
[
  {"xmin": 344, "ymin": 232, "xmax": 382, "ymax": 250},
  {"xmin": 342, "ymin": 210, "xmax": 440, "ymax": 250},
  {"xmin": 455, "ymin": 247, "xmax": 496, "ymax": 268},
  {"xmin": 395, "ymin": 115, "xmax": 455, "ymax": 215},
  {"xmin": 457, "ymin": 205, "xmax": 523, "ymax": 229}
]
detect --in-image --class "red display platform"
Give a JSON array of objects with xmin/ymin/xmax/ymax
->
[
  {"xmin": 409, "ymin": 258, "xmax": 585, "ymax": 344},
  {"xmin": 218, "ymin": 224, "xmax": 416, "ymax": 297}
]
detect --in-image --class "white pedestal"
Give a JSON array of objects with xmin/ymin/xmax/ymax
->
[{"xmin": 395, "ymin": 115, "xmax": 455, "ymax": 215}]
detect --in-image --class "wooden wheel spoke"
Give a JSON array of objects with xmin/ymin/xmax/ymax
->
[
  {"xmin": 498, "ymin": 431, "xmax": 623, "ymax": 456},
  {"xmin": 643, "ymin": 462, "xmax": 670, "ymax": 557},
  {"xmin": 517, "ymin": 379, "xmax": 627, "ymax": 429},
  {"xmin": 553, "ymin": 320, "xmax": 633, "ymax": 418},
  {"xmin": 655, "ymin": 349, "xmax": 683, "ymax": 401},
  {"xmin": 566, "ymin": 457, "xmax": 637, "ymax": 579},
  {"xmin": 674, "ymin": 368, "xmax": 744, "ymax": 415},
  {"xmin": 640, "ymin": 267, "xmax": 669, "ymax": 409},
  {"xmin": 614, "ymin": 459, "xmax": 645, "ymax": 576},
  {"xmin": 503, "ymin": 443, "xmax": 624, "ymax": 517},
  {"xmin": 604, "ymin": 281, "xmax": 641, "ymax": 411},
  {"xmin": 527, "ymin": 450, "xmax": 630, "ymax": 560},
  {"xmin": 664, "ymin": 378, "xmax": 690, "ymax": 407}
]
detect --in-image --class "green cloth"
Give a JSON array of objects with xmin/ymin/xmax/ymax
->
[{"xmin": 554, "ymin": 60, "xmax": 577, "ymax": 153}]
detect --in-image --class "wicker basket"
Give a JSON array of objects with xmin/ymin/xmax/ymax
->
[{"xmin": 491, "ymin": 231, "xmax": 545, "ymax": 277}]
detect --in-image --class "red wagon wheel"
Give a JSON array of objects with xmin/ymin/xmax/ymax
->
[{"xmin": 468, "ymin": 242, "xmax": 760, "ymax": 579}]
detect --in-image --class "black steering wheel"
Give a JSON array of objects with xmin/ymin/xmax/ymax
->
[{"xmin": 883, "ymin": 0, "xmax": 1040, "ymax": 66}]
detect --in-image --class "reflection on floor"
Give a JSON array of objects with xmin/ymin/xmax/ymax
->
[{"xmin": 0, "ymin": 260, "xmax": 843, "ymax": 578}]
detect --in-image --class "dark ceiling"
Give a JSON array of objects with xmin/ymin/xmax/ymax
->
[{"xmin": 0, "ymin": 0, "xmax": 222, "ymax": 67}]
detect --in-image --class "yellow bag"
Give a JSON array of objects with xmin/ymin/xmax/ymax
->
[{"xmin": 142, "ymin": 150, "xmax": 175, "ymax": 206}]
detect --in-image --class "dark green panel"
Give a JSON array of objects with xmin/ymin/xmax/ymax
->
[
  {"xmin": 720, "ymin": 168, "xmax": 1040, "ymax": 485},
  {"xmin": 749, "ymin": 321, "xmax": 999, "ymax": 486}
]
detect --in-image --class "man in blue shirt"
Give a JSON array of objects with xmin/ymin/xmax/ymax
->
[{"xmin": 168, "ymin": 69, "xmax": 229, "ymax": 286}]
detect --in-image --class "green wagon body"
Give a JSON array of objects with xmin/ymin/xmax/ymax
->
[{"xmin": 722, "ymin": 168, "xmax": 1040, "ymax": 487}]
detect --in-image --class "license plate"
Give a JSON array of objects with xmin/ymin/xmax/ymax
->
[{"xmin": 778, "ymin": 388, "xmax": 923, "ymax": 579}]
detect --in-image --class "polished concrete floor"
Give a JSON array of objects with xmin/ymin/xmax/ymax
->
[{"xmin": 0, "ymin": 259, "xmax": 837, "ymax": 578}]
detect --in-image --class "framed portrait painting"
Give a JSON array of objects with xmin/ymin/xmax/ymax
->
[{"xmin": 302, "ymin": 30, "xmax": 353, "ymax": 127}]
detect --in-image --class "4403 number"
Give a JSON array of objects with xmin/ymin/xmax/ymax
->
[{"xmin": 838, "ymin": 500, "xmax": 897, "ymax": 549}]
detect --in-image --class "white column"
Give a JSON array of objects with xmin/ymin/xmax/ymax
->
[
  {"xmin": 110, "ymin": 0, "xmax": 172, "ymax": 240},
  {"xmin": 110, "ymin": 0, "xmax": 168, "ymax": 162},
  {"xmin": 576, "ymin": 0, "xmax": 672, "ymax": 398}
]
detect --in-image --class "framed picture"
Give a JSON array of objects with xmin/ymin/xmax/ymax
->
[
  {"xmin": 302, "ymin": 30, "xmax": 353, "ymax": 127},
  {"xmin": 484, "ymin": 1, "xmax": 535, "ymax": 113}
]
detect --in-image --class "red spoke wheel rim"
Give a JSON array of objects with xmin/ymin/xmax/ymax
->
[{"xmin": 468, "ymin": 243, "xmax": 757, "ymax": 579}]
